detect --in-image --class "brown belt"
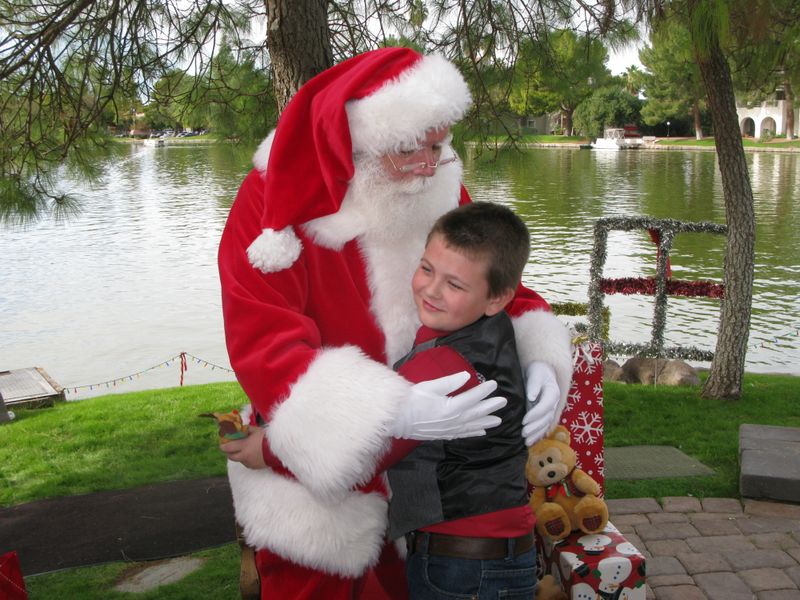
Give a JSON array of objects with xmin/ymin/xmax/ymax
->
[{"xmin": 406, "ymin": 531, "xmax": 534, "ymax": 560}]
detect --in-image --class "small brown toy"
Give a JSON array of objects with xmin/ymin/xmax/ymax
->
[
  {"xmin": 535, "ymin": 574, "xmax": 568, "ymax": 600},
  {"xmin": 526, "ymin": 425, "xmax": 608, "ymax": 541},
  {"xmin": 200, "ymin": 409, "xmax": 249, "ymax": 444}
]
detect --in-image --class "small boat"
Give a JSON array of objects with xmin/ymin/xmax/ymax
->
[
  {"xmin": 591, "ymin": 128, "xmax": 643, "ymax": 150},
  {"xmin": 143, "ymin": 137, "xmax": 166, "ymax": 147}
]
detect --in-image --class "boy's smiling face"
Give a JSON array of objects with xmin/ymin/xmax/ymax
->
[{"xmin": 412, "ymin": 232, "xmax": 512, "ymax": 332}]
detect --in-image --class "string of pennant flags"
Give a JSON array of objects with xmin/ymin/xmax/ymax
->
[
  {"xmin": 63, "ymin": 352, "xmax": 234, "ymax": 396},
  {"xmin": 60, "ymin": 327, "xmax": 799, "ymax": 397}
]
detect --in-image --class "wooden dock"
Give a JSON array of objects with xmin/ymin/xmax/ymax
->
[{"xmin": 0, "ymin": 367, "xmax": 65, "ymax": 412}]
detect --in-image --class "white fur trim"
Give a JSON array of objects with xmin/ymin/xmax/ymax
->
[
  {"xmin": 246, "ymin": 227, "xmax": 302, "ymax": 273},
  {"xmin": 301, "ymin": 203, "xmax": 368, "ymax": 251},
  {"xmin": 512, "ymin": 310, "xmax": 573, "ymax": 417},
  {"xmin": 393, "ymin": 536, "xmax": 407, "ymax": 560},
  {"xmin": 267, "ymin": 346, "xmax": 411, "ymax": 499},
  {"xmin": 252, "ymin": 129, "xmax": 275, "ymax": 172},
  {"xmin": 228, "ymin": 461, "xmax": 387, "ymax": 577},
  {"xmin": 346, "ymin": 54, "xmax": 471, "ymax": 155}
]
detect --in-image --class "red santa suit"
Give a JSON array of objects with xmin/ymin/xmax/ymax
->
[{"xmin": 217, "ymin": 47, "xmax": 574, "ymax": 599}]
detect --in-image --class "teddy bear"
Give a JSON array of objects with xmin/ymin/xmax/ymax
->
[
  {"xmin": 535, "ymin": 574, "xmax": 568, "ymax": 600},
  {"xmin": 526, "ymin": 425, "xmax": 608, "ymax": 541}
]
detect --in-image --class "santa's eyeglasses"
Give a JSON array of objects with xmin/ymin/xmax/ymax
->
[{"xmin": 386, "ymin": 147, "xmax": 458, "ymax": 173}]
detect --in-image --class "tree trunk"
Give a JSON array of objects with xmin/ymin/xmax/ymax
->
[
  {"xmin": 266, "ymin": 0, "xmax": 333, "ymax": 112},
  {"xmin": 692, "ymin": 35, "xmax": 755, "ymax": 400},
  {"xmin": 785, "ymin": 80, "xmax": 795, "ymax": 140},
  {"xmin": 562, "ymin": 108, "xmax": 574, "ymax": 135},
  {"xmin": 693, "ymin": 100, "xmax": 703, "ymax": 140}
]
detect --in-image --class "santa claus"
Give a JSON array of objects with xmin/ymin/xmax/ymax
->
[{"xmin": 217, "ymin": 47, "xmax": 573, "ymax": 599}]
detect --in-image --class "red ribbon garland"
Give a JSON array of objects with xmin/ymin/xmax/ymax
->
[
  {"xmin": 647, "ymin": 228, "xmax": 672, "ymax": 278},
  {"xmin": 179, "ymin": 352, "xmax": 188, "ymax": 386},
  {"xmin": 600, "ymin": 277, "xmax": 725, "ymax": 298}
]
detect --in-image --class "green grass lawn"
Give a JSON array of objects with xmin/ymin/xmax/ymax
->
[
  {"xmin": 481, "ymin": 134, "xmax": 589, "ymax": 145},
  {"xmin": 4, "ymin": 373, "xmax": 798, "ymax": 506},
  {"xmin": 657, "ymin": 136, "xmax": 800, "ymax": 149},
  {"xmin": 603, "ymin": 373, "xmax": 800, "ymax": 499},
  {"xmin": 518, "ymin": 134, "xmax": 588, "ymax": 144},
  {"xmin": 0, "ymin": 382, "xmax": 247, "ymax": 506},
  {"xmin": 24, "ymin": 544, "xmax": 241, "ymax": 600},
  {"xmin": 5, "ymin": 372, "xmax": 799, "ymax": 597}
]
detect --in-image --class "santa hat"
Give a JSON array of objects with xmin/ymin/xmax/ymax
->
[{"xmin": 246, "ymin": 47, "xmax": 472, "ymax": 273}]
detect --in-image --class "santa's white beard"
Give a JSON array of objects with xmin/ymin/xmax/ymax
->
[
  {"xmin": 302, "ymin": 155, "xmax": 463, "ymax": 363},
  {"xmin": 302, "ymin": 155, "xmax": 462, "ymax": 248}
]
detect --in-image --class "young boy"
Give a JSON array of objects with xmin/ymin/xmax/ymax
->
[{"xmin": 388, "ymin": 201, "xmax": 537, "ymax": 599}]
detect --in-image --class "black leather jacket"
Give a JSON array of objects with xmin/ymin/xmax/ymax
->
[{"xmin": 387, "ymin": 312, "xmax": 529, "ymax": 539}]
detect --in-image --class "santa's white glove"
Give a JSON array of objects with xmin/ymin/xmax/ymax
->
[
  {"xmin": 389, "ymin": 371, "xmax": 507, "ymax": 440},
  {"xmin": 521, "ymin": 361, "xmax": 562, "ymax": 446}
]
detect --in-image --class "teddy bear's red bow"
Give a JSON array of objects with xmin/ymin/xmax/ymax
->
[{"xmin": 544, "ymin": 472, "xmax": 586, "ymax": 501}]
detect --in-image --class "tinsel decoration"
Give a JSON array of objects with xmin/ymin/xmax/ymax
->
[
  {"xmin": 600, "ymin": 278, "xmax": 725, "ymax": 298},
  {"xmin": 604, "ymin": 342, "xmax": 715, "ymax": 362},
  {"xmin": 551, "ymin": 301, "xmax": 611, "ymax": 340},
  {"xmin": 587, "ymin": 217, "xmax": 727, "ymax": 362}
]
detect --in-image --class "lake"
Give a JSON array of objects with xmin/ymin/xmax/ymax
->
[{"xmin": 1, "ymin": 142, "xmax": 797, "ymax": 400}]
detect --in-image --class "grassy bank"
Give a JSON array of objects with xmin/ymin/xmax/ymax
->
[
  {"xmin": 657, "ymin": 136, "xmax": 800, "ymax": 149},
  {"xmin": 24, "ymin": 545, "xmax": 240, "ymax": 600},
  {"xmin": 604, "ymin": 373, "xmax": 800, "ymax": 498},
  {"xmin": 3, "ymin": 372, "xmax": 798, "ymax": 507},
  {"xmin": 0, "ymin": 382, "xmax": 247, "ymax": 506},
  {"xmin": 481, "ymin": 134, "xmax": 589, "ymax": 145}
]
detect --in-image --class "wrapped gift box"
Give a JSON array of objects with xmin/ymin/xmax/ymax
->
[
  {"xmin": 538, "ymin": 523, "xmax": 646, "ymax": 600},
  {"xmin": 561, "ymin": 341, "xmax": 605, "ymax": 493},
  {"xmin": 534, "ymin": 341, "xmax": 646, "ymax": 599},
  {"xmin": 0, "ymin": 551, "xmax": 27, "ymax": 600}
]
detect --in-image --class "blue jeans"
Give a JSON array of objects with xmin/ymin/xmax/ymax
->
[{"xmin": 405, "ymin": 533, "xmax": 537, "ymax": 599}]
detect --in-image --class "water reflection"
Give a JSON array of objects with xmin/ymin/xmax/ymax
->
[
  {"xmin": 1, "ymin": 143, "xmax": 252, "ymax": 398},
  {"xmin": 464, "ymin": 147, "xmax": 799, "ymax": 374},
  {"xmin": 1, "ymin": 143, "xmax": 797, "ymax": 401}
]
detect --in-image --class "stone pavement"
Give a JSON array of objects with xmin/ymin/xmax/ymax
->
[{"xmin": 609, "ymin": 496, "xmax": 800, "ymax": 600}]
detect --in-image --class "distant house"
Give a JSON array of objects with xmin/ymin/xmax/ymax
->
[
  {"xmin": 523, "ymin": 114, "xmax": 556, "ymax": 135},
  {"xmin": 737, "ymin": 93, "xmax": 798, "ymax": 138}
]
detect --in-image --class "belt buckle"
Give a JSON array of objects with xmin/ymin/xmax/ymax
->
[{"xmin": 405, "ymin": 531, "xmax": 417, "ymax": 555}]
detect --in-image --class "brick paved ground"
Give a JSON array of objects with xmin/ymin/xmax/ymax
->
[{"xmin": 609, "ymin": 497, "xmax": 800, "ymax": 600}]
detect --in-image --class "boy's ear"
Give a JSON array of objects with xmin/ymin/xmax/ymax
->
[{"xmin": 484, "ymin": 287, "xmax": 515, "ymax": 316}]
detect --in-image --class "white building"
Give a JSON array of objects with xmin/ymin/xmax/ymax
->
[{"xmin": 737, "ymin": 97, "xmax": 798, "ymax": 139}]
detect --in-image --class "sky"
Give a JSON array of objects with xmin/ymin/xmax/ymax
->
[{"xmin": 607, "ymin": 43, "xmax": 644, "ymax": 75}]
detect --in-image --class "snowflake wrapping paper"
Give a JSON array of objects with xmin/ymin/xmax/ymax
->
[
  {"xmin": 563, "ymin": 341, "xmax": 605, "ymax": 492},
  {"xmin": 0, "ymin": 551, "xmax": 27, "ymax": 600}
]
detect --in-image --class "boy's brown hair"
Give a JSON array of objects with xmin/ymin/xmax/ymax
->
[{"xmin": 428, "ymin": 201, "xmax": 530, "ymax": 297}]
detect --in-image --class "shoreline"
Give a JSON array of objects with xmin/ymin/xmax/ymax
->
[
  {"xmin": 520, "ymin": 142, "xmax": 800, "ymax": 154},
  {"xmin": 121, "ymin": 136, "xmax": 800, "ymax": 153},
  {"xmin": 468, "ymin": 140, "xmax": 800, "ymax": 153}
]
